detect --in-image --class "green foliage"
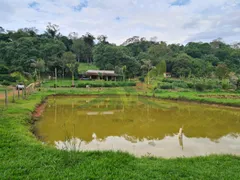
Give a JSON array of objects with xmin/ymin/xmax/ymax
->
[
  {"xmin": 0, "ymin": 75, "xmax": 17, "ymax": 82},
  {"xmin": 187, "ymin": 82, "xmax": 194, "ymax": 88},
  {"xmin": 139, "ymin": 76, "xmax": 145, "ymax": 82},
  {"xmin": 1, "ymin": 80, "xmax": 11, "ymax": 86},
  {"xmin": 171, "ymin": 53, "xmax": 193, "ymax": 78},
  {"xmin": 216, "ymin": 64, "xmax": 230, "ymax": 79},
  {"xmin": 93, "ymin": 44, "xmax": 140, "ymax": 78},
  {"xmin": 162, "ymin": 78, "xmax": 183, "ymax": 83},
  {"xmin": 10, "ymin": 72, "xmax": 29, "ymax": 83},
  {"xmin": 159, "ymin": 83, "xmax": 173, "ymax": 89},
  {"xmin": 195, "ymin": 83, "xmax": 206, "ymax": 91},
  {"xmin": 222, "ymin": 80, "xmax": 230, "ymax": 90},
  {"xmin": 0, "ymin": 65, "xmax": 9, "ymax": 74},
  {"xmin": 77, "ymin": 81, "xmax": 136, "ymax": 88},
  {"xmin": 172, "ymin": 81, "xmax": 188, "ymax": 89},
  {"xmin": 0, "ymin": 26, "xmax": 240, "ymax": 83}
]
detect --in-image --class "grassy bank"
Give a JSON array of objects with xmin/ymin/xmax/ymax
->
[
  {"xmin": 43, "ymin": 87, "xmax": 240, "ymax": 107},
  {"xmin": 42, "ymin": 80, "xmax": 136, "ymax": 88},
  {"xmin": 154, "ymin": 91, "xmax": 240, "ymax": 107},
  {"xmin": 0, "ymin": 88, "xmax": 240, "ymax": 179}
]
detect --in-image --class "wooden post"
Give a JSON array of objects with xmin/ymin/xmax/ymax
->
[
  {"xmin": 22, "ymin": 89, "xmax": 24, "ymax": 99},
  {"xmin": 12, "ymin": 88, "xmax": 15, "ymax": 103},
  {"xmin": 5, "ymin": 90, "xmax": 8, "ymax": 108},
  {"xmin": 55, "ymin": 67, "xmax": 57, "ymax": 88},
  {"xmin": 18, "ymin": 88, "xmax": 20, "ymax": 99},
  {"xmin": 24, "ymin": 87, "xmax": 27, "ymax": 99}
]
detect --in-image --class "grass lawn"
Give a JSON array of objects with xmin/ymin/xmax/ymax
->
[
  {"xmin": 0, "ymin": 87, "xmax": 7, "ymax": 92},
  {"xmin": 0, "ymin": 88, "xmax": 240, "ymax": 179}
]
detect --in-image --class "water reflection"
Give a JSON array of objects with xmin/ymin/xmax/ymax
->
[
  {"xmin": 35, "ymin": 95, "xmax": 240, "ymax": 157},
  {"xmin": 54, "ymin": 135, "xmax": 240, "ymax": 158}
]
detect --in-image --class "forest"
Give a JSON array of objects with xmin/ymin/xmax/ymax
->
[{"xmin": 0, "ymin": 23, "xmax": 240, "ymax": 84}]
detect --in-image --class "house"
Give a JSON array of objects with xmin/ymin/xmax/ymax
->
[
  {"xmin": 163, "ymin": 72, "xmax": 172, "ymax": 78},
  {"xmin": 85, "ymin": 70, "xmax": 118, "ymax": 80}
]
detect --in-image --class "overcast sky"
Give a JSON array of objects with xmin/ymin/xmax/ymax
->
[{"xmin": 1, "ymin": 0, "xmax": 240, "ymax": 44}]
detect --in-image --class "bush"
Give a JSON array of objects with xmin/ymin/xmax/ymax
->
[
  {"xmin": 172, "ymin": 82, "xmax": 188, "ymax": 89},
  {"xmin": 162, "ymin": 78, "xmax": 183, "ymax": 83},
  {"xmin": 76, "ymin": 81, "xmax": 136, "ymax": 88},
  {"xmin": 0, "ymin": 75, "xmax": 17, "ymax": 82},
  {"xmin": 195, "ymin": 83, "xmax": 205, "ymax": 91},
  {"xmin": 237, "ymin": 79, "xmax": 240, "ymax": 90},
  {"xmin": 222, "ymin": 83, "xmax": 229, "ymax": 90},
  {"xmin": 1, "ymin": 80, "xmax": 10, "ymax": 86},
  {"xmin": 0, "ymin": 65, "xmax": 9, "ymax": 74},
  {"xmin": 187, "ymin": 83, "xmax": 194, "ymax": 88},
  {"xmin": 159, "ymin": 83, "xmax": 173, "ymax": 89},
  {"xmin": 205, "ymin": 84, "xmax": 213, "ymax": 90},
  {"xmin": 139, "ymin": 76, "xmax": 145, "ymax": 82}
]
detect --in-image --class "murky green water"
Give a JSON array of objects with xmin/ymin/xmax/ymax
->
[{"xmin": 35, "ymin": 95, "xmax": 240, "ymax": 157}]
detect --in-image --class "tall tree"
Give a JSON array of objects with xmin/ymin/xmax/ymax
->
[
  {"xmin": 45, "ymin": 23, "xmax": 60, "ymax": 39},
  {"xmin": 141, "ymin": 60, "xmax": 154, "ymax": 85},
  {"xmin": 59, "ymin": 52, "xmax": 75, "ymax": 79},
  {"xmin": 66, "ymin": 52, "xmax": 77, "ymax": 86},
  {"xmin": 30, "ymin": 58, "xmax": 45, "ymax": 81},
  {"xmin": 72, "ymin": 38, "xmax": 85, "ymax": 62},
  {"xmin": 215, "ymin": 64, "xmax": 229, "ymax": 79}
]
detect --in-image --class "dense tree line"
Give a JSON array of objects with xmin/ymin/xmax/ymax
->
[{"xmin": 0, "ymin": 24, "xmax": 240, "ymax": 83}]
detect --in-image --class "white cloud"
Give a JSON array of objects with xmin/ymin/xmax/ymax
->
[{"xmin": 0, "ymin": 0, "xmax": 240, "ymax": 44}]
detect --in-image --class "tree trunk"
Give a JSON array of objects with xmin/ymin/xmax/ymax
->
[
  {"xmin": 38, "ymin": 71, "xmax": 41, "ymax": 82},
  {"xmin": 62, "ymin": 68, "xmax": 65, "ymax": 79},
  {"xmin": 147, "ymin": 68, "xmax": 150, "ymax": 85},
  {"xmin": 72, "ymin": 73, "xmax": 74, "ymax": 87}
]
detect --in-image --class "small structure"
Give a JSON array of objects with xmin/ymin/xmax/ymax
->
[
  {"xmin": 163, "ymin": 72, "xmax": 172, "ymax": 78},
  {"xmin": 85, "ymin": 70, "xmax": 118, "ymax": 81}
]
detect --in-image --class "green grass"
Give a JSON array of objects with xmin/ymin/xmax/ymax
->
[
  {"xmin": 42, "ymin": 80, "xmax": 136, "ymax": 88},
  {"xmin": 0, "ymin": 87, "xmax": 7, "ymax": 92},
  {"xmin": 0, "ymin": 88, "xmax": 240, "ymax": 179},
  {"xmin": 154, "ymin": 90, "xmax": 240, "ymax": 107},
  {"xmin": 78, "ymin": 63, "xmax": 99, "ymax": 73}
]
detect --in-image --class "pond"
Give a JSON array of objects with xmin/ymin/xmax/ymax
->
[{"xmin": 34, "ymin": 95, "xmax": 240, "ymax": 158}]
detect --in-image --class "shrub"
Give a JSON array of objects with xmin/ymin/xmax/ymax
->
[
  {"xmin": 76, "ymin": 81, "xmax": 136, "ymax": 88},
  {"xmin": 159, "ymin": 83, "xmax": 173, "ymax": 89},
  {"xmin": 195, "ymin": 83, "xmax": 205, "ymax": 91},
  {"xmin": 205, "ymin": 84, "xmax": 213, "ymax": 90},
  {"xmin": 237, "ymin": 79, "xmax": 240, "ymax": 90},
  {"xmin": 162, "ymin": 78, "xmax": 183, "ymax": 83},
  {"xmin": 139, "ymin": 76, "xmax": 145, "ymax": 82},
  {"xmin": 187, "ymin": 83, "xmax": 194, "ymax": 89},
  {"xmin": 172, "ymin": 82, "xmax": 188, "ymax": 89},
  {"xmin": 222, "ymin": 83, "xmax": 229, "ymax": 90},
  {"xmin": 0, "ymin": 65, "xmax": 9, "ymax": 74},
  {"xmin": 1, "ymin": 80, "xmax": 10, "ymax": 86},
  {"xmin": 0, "ymin": 75, "xmax": 17, "ymax": 82}
]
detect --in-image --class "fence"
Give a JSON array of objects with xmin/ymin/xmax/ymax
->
[{"xmin": 0, "ymin": 82, "xmax": 38, "ymax": 109}]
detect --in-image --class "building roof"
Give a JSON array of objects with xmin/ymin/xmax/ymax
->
[{"xmin": 86, "ymin": 70, "xmax": 117, "ymax": 76}]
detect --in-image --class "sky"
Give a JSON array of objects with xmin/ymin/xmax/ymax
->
[{"xmin": 0, "ymin": 0, "xmax": 240, "ymax": 45}]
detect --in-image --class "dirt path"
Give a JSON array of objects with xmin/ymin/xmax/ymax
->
[{"xmin": 0, "ymin": 89, "xmax": 21, "ymax": 100}]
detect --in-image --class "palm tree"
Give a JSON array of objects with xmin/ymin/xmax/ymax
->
[
  {"xmin": 67, "ymin": 62, "xmax": 79, "ymax": 87},
  {"xmin": 141, "ymin": 60, "xmax": 155, "ymax": 85},
  {"xmin": 122, "ymin": 65, "xmax": 127, "ymax": 81},
  {"xmin": 31, "ymin": 58, "xmax": 45, "ymax": 82}
]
